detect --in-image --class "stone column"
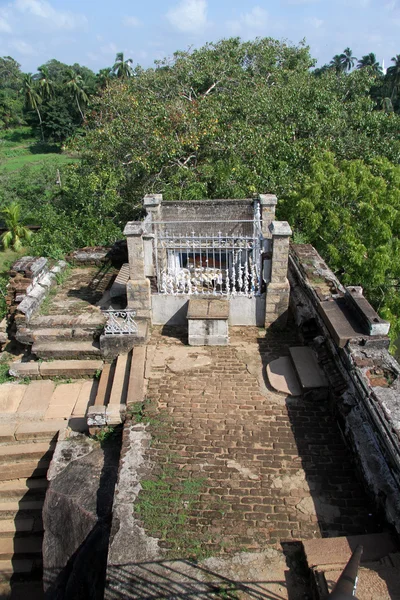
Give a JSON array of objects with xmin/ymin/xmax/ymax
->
[
  {"xmin": 265, "ymin": 221, "xmax": 292, "ymax": 329},
  {"xmin": 258, "ymin": 194, "xmax": 277, "ymax": 239},
  {"xmin": 143, "ymin": 193, "xmax": 162, "ymax": 219},
  {"xmin": 124, "ymin": 221, "xmax": 151, "ymax": 321}
]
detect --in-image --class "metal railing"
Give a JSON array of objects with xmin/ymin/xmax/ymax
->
[
  {"xmin": 152, "ymin": 204, "xmax": 264, "ymax": 297},
  {"xmin": 102, "ymin": 309, "xmax": 138, "ymax": 335}
]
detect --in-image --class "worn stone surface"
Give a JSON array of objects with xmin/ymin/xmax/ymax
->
[
  {"xmin": 140, "ymin": 327, "xmax": 380, "ymax": 553},
  {"xmin": 266, "ymin": 357, "xmax": 302, "ymax": 396}
]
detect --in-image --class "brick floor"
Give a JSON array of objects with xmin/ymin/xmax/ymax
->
[{"xmin": 143, "ymin": 326, "xmax": 381, "ymax": 553}]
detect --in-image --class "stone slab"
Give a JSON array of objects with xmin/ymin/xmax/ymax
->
[
  {"xmin": 72, "ymin": 380, "xmax": 98, "ymax": 416},
  {"xmin": 0, "ymin": 425, "xmax": 16, "ymax": 443},
  {"xmin": 108, "ymin": 354, "xmax": 129, "ymax": 407},
  {"xmin": 187, "ymin": 297, "xmax": 229, "ymax": 320},
  {"xmin": 93, "ymin": 363, "xmax": 112, "ymax": 407},
  {"xmin": 266, "ymin": 357, "xmax": 302, "ymax": 396},
  {"xmin": 14, "ymin": 420, "xmax": 65, "ymax": 441},
  {"xmin": 8, "ymin": 362, "xmax": 40, "ymax": 378},
  {"xmin": 127, "ymin": 346, "xmax": 146, "ymax": 405},
  {"xmin": 302, "ymin": 533, "xmax": 399, "ymax": 569},
  {"xmin": 318, "ymin": 298, "xmax": 366, "ymax": 348},
  {"xmin": 39, "ymin": 359, "xmax": 103, "ymax": 378},
  {"xmin": 188, "ymin": 317, "xmax": 229, "ymax": 346},
  {"xmin": 0, "ymin": 384, "xmax": 26, "ymax": 413},
  {"xmin": 17, "ymin": 380, "xmax": 55, "ymax": 416},
  {"xmin": 346, "ymin": 287, "xmax": 390, "ymax": 336},
  {"xmin": 289, "ymin": 346, "xmax": 328, "ymax": 390}
]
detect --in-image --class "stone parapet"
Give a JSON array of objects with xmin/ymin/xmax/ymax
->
[{"xmin": 258, "ymin": 194, "xmax": 277, "ymax": 238}]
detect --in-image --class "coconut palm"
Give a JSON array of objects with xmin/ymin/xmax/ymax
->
[
  {"xmin": 64, "ymin": 68, "xmax": 89, "ymax": 120},
  {"xmin": 1, "ymin": 203, "xmax": 32, "ymax": 251},
  {"xmin": 97, "ymin": 67, "xmax": 114, "ymax": 89},
  {"xmin": 339, "ymin": 48, "xmax": 357, "ymax": 72},
  {"xmin": 112, "ymin": 52, "xmax": 133, "ymax": 79},
  {"xmin": 357, "ymin": 53, "xmax": 382, "ymax": 75},
  {"xmin": 329, "ymin": 55, "xmax": 344, "ymax": 74},
  {"xmin": 37, "ymin": 66, "xmax": 54, "ymax": 99},
  {"xmin": 387, "ymin": 55, "xmax": 400, "ymax": 102},
  {"xmin": 20, "ymin": 73, "xmax": 44, "ymax": 140}
]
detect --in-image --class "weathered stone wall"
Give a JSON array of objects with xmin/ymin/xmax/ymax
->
[{"xmin": 288, "ymin": 244, "xmax": 400, "ymax": 535}]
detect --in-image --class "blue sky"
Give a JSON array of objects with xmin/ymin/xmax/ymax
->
[{"xmin": 0, "ymin": 0, "xmax": 398, "ymax": 73}]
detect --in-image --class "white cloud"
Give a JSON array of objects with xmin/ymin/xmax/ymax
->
[
  {"xmin": 14, "ymin": 0, "xmax": 87, "ymax": 30},
  {"xmin": 10, "ymin": 39, "xmax": 35, "ymax": 55},
  {"xmin": 227, "ymin": 6, "xmax": 268, "ymax": 35},
  {"xmin": 0, "ymin": 17, "xmax": 12, "ymax": 33},
  {"xmin": 305, "ymin": 16, "xmax": 324, "ymax": 29},
  {"xmin": 166, "ymin": 0, "xmax": 208, "ymax": 33},
  {"xmin": 124, "ymin": 16, "xmax": 142, "ymax": 28}
]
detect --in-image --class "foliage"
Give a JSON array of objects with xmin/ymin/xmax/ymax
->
[
  {"xmin": 1, "ymin": 202, "xmax": 32, "ymax": 250},
  {"xmin": 0, "ymin": 361, "xmax": 12, "ymax": 384},
  {"xmin": 280, "ymin": 151, "xmax": 400, "ymax": 341}
]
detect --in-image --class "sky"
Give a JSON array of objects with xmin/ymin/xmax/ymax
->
[{"xmin": 0, "ymin": 0, "xmax": 398, "ymax": 74}]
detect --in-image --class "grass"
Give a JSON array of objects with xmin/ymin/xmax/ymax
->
[
  {"xmin": 0, "ymin": 126, "xmax": 79, "ymax": 173},
  {"xmin": 134, "ymin": 460, "xmax": 207, "ymax": 559},
  {"xmin": 0, "ymin": 361, "xmax": 12, "ymax": 384}
]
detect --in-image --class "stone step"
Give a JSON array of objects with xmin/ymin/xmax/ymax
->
[
  {"xmin": 110, "ymin": 263, "xmax": 129, "ymax": 298},
  {"xmin": 29, "ymin": 313, "xmax": 105, "ymax": 330},
  {"xmin": 303, "ymin": 534, "xmax": 400, "ymax": 600},
  {"xmin": 0, "ymin": 442, "xmax": 54, "ymax": 465},
  {"xmin": 0, "ymin": 499, "xmax": 44, "ymax": 518},
  {"xmin": 32, "ymin": 340, "xmax": 102, "ymax": 360},
  {"xmin": 0, "ymin": 478, "xmax": 47, "ymax": 501},
  {"xmin": 289, "ymin": 346, "xmax": 329, "ymax": 397},
  {"xmin": 32, "ymin": 327, "xmax": 99, "ymax": 342},
  {"xmin": 0, "ymin": 534, "xmax": 43, "ymax": 560},
  {"xmin": 0, "ymin": 558, "xmax": 42, "ymax": 581},
  {"xmin": 0, "ymin": 460, "xmax": 51, "ymax": 482},
  {"xmin": 106, "ymin": 353, "xmax": 130, "ymax": 425},
  {"xmin": 0, "ymin": 517, "xmax": 42, "ymax": 535},
  {"xmin": 14, "ymin": 420, "xmax": 65, "ymax": 442}
]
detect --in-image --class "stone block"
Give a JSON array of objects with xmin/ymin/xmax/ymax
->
[
  {"xmin": 39, "ymin": 360, "xmax": 103, "ymax": 378},
  {"xmin": 188, "ymin": 317, "xmax": 229, "ymax": 346},
  {"xmin": 106, "ymin": 404, "xmax": 125, "ymax": 426},
  {"xmin": 9, "ymin": 362, "xmax": 40, "ymax": 378},
  {"xmin": 87, "ymin": 405, "xmax": 107, "ymax": 427}
]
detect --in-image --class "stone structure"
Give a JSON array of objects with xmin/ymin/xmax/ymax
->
[
  {"xmin": 124, "ymin": 194, "xmax": 292, "ymax": 332},
  {"xmin": 187, "ymin": 297, "xmax": 229, "ymax": 345},
  {"xmin": 288, "ymin": 244, "xmax": 400, "ymax": 536}
]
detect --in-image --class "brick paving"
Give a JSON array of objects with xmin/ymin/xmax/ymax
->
[{"xmin": 144, "ymin": 326, "xmax": 381, "ymax": 553}]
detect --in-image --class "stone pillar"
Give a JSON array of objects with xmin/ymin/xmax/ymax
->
[
  {"xmin": 124, "ymin": 221, "xmax": 151, "ymax": 321},
  {"xmin": 258, "ymin": 194, "xmax": 277, "ymax": 239},
  {"xmin": 143, "ymin": 193, "xmax": 162, "ymax": 219},
  {"xmin": 265, "ymin": 221, "xmax": 292, "ymax": 329}
]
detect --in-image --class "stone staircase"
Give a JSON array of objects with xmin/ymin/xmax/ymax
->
[
  {"xmin": 17, "ymin": 313, "xmax": 105, "ymax": 361},
  {"xmin": 301, "ymin": 532, "xmax": 400, "ymax": 599},
  {"xmin": 87, "ymin": 346, "xmax": 146, "ymax": 432},
  {"xmin": 0, "ymin": 426, "xmax": 61, "ymax": 599},
  {"xmin": 266, "ymin": 346, "xmax": 329, "ymax": 399}
]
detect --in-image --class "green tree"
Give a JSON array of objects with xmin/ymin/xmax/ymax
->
[
  {"xmin": 64, "ymin": 68, "xmax": 89, "ymax": 120},
  {"xmin": 387, "ymin": 55, "xmax": 400, "ymax": 104},
  {"xmin": 1, "ymin": 202, "xmax": 33, "ymax": 250},
  {"xmin": 37, "ymin": 66, "xmax": 54, "ymax": 100},
  {"xmin": 112, "ymin": 52, "xmax": 133, "ymax": 79},
  {"xmin": 357, "ymin": 53, "xmax": 382, "ymax": 74},
  {"xmin": 20, "ymin": 74, "xmax": 44, "ymax": 140},
  {"xmin": 280, "ymin": 151, "xmax": 400, "ymax": 341},
  {"xmin": 339, "ymin": 47, "xmax": 357, "ymax": 72}
]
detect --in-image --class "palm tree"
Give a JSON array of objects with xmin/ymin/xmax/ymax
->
[
  {"xmin": 97, "ymin": 67, "xmax": 114, "ymax": 89},
  {"xmin": 64, "ymin": 68, "xmax": 89, "ymax": 120},
  {"xmin": 1, "ymin": 203, "xmax": 32, "ymax": 251},
  {"xmin": 387, "ymin": 55, "xmax": 400, "ymax": 102},
  {"xmin": 37, "ymin": 66, "xmax": 54, "ymax": 100},
  {"xmin": 357, "ymin": 53, "xmax": 382, "ymax": 75},
  {"xmin": 112, "ymin": 52, "xmax": 133, "ymax": 79},
  {"xmin": 329, "ymin": 55, "xmax": 344, "ymax": 74},
  {"xmin": 20, "ymin": 73, "xmax": 44, "ymax": 140},
  {"xmin": 339, "ymin": 48, "xmax": 357, "ymax": 72}
]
